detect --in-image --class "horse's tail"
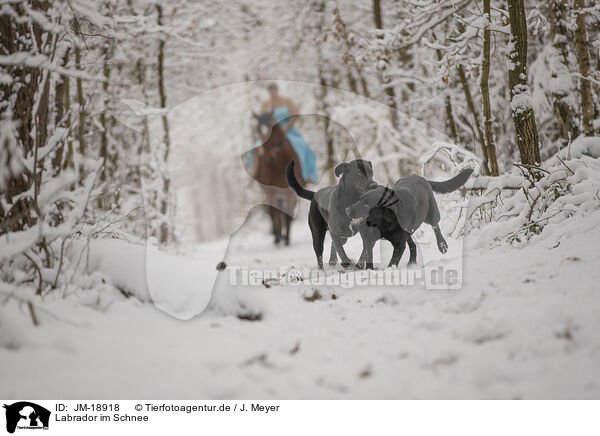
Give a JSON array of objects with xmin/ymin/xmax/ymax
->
[
  {"xmin": 286, "ymin": 161, "xmax": 314, "ymax": 201},
  {"xmin": 429, "ymin": 168, "xmax": 474, "ymax": 194}
]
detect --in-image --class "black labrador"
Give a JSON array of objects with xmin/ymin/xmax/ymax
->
[
  {"xmin": 351, "ymin": 189, "xmax": 417, "ymax": 269},
  {"xmin": 347, "ymin": 168, "xmax": 473, "ymax": 267},
  {"xmin": 287, "ymin": 159, "xmax": 375, "ymax": 269}
]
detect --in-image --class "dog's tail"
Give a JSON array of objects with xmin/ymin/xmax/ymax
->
[
  {"xmin": 429, "ymin": 168, "xmax": 474, "ymax": 194},
  {"xmin": 286, "ymin": 161, "xmax": 315, "ymax": 200}
]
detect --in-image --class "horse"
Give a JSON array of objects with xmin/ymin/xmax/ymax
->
[{"xmin": 251, "ymin": 111, "xmax": 305, "ymax": 245}]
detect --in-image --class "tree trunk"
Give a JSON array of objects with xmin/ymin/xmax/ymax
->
[
  {"xmin": 507, "ymin": 0, "xmax": 541, "ymax": 165},
  {"xmin": 136, "ymin": 58, "xmax": 150, "ymax": 155},
  {"xmin": 457, "ymin": 64, "xmax": 490, "ymax": 174},
  {"xmin": 572, "ymin": 0, "xmax": 596, "ymax": 135},
  {"xmin": 53, "ymin": 47, "xmax": 71, "ymax": 172},
  {"xmin": 373, "ymin": 0, "xmax": 383, "ymax": 29},
  {"xmin": 358, "ymin": 71, "xmax": 370, "ymax": 98},
  {"xmin": 62, "ymin": 49, "xmax": 73, "ymax": 170},
  {"xmin": 99, "ymin": 41, "xmax": 110, "ymax": 184},
  {"xmin": 316, "ymin": 0, "xmax": 335, "ymax": 184},
  {"xmin": 346, "ymin": 69, "xmax": 358, "ymax": 94},
  {"xmin": 320, "ymin": 73, "xmax": 335, "ymax": 185},
  {"xmin": 73, "ymin": 20, "xmax": 87, "ymax": 182},
  {"xmin": 434, "ymin": 47, "xmax": 459, "ymax": 143},
  {"xmin": 156, "ymin": 4, "xmax": 172, "ymax": 245},
  {"xmin": 480, "ymin": 0, "xmax": 499, "ymax": 176},
  {"xmin": 444, "ymin": 95, "xmax": 459, "ymax": 143},
  {"xmin": 0, "ymin": 1, "xmax": 50, "ymax": 234},
  {"xmin": 548, "ymin": 0, "xmax": 578, "ymax": 143},
  {"xmin": 373, "ymin": 0, "xmax": 398, "ymax": 129}
]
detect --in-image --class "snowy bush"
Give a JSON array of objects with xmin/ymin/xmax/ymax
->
[{"xmin": 466, "ymin": 137, "xmax": 600, "ymax": 247}]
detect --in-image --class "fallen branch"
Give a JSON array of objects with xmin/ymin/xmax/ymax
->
[
  {"xmin": 460, "ymin": 186, "xmax": 521, "ymax": 192},
  {"xmin": 27, "ymin": 301, "xmax": 39, "ymax": 326}
]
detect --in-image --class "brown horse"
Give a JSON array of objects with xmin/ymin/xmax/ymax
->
[{"xmin": 251, "ymin": 111, "xmax": 305, "ymax": 245}]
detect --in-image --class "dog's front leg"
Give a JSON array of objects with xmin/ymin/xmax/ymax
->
[
  {"xmin": 363, "ymin": 241, "xmax": 375, "ymax": 270},
  {"xmin": 388, "ymin": 239, "xmax": 407, "ymax": 267},
  {"xmin": 356, "ymin": 245, "xmax": 367, "ymax": 269},
  {"xmin": 331, "ymin": 235, "xmax": 352, "ymax": 268},
  {"xmin": 328, "ymin": 241, "xmax": 338, "ymax": 266},
  {"xmin": 357, "ymin": 227, "xmax": 375, "ymax": 269}
]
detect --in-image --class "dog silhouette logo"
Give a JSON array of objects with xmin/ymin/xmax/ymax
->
[{"xmin": 3, "ymin": 402, "xmax": 50, "ymax": 433}]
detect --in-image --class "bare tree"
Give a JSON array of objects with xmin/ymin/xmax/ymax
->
[
  {"xmin": 433, "ymin": 45, "xmax": 459, "ymax": 143},
  {"xmin": 457, "ymin": 63, "xmax": 490, "ymax": 174},
  {"xmin": 548, "ymin": 0, "xmax": 578, "ymax": 142},
  {"xmin": 480, "ymin": 0, "xmax": 499, "ymax": 176},
  {"xmin": 73, "ymin": 18, "xmax": 87, "ymax": 183},
  {"xmin": 572, "ymin": 0, "xmax": 596, "ymax": 135},
  {"xmin": 156, "ymin": 3, "xmax": 173, "ymax": 244},
  {"xmin": 330, "ymin": 8, "xmax": 370, "ymax": 98},
  {"xmin": 0, "ymin": 0, "xmax": 51, "ymax": 234},
  {"xmin": 373, "ymin": 0, "xmax": 399, "ymax": 129},
  {"xmin": 507, "ymin": 0, "xmax": 541, "ymax": 165}
]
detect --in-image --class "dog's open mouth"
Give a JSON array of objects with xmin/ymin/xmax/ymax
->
[{"xmin": 351, "ymin": 217, "xmax": 366, "ymax": 225}]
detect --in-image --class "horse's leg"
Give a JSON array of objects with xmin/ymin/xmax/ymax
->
[
  {"xmin": 266, "ymin": 205, "xmax": 276, "ymax": 236},
  {"xmin": 263, "ymin": 190, "xmax": 280, "ymax": 244},
  {"xmin": 261, "ymin": 187, "xmax": 275, "ymax": 237},
  {"xmin": 283, "ymin": 196, "xmax": 291, "ymax": 246},
  {"xmin": 267, "ymin": 205, "xmax": 278, "ymax": 243},
  {"xmin": 274, "ymin": 210, "xmax": 281, "ymax": 244},
  {"xmin": 283, "ymin": 211, "xmax": 292, "ymax": 246},
  {"xmin": 273, "ymin": 199, "xmax": 283, "ymax": 244},
  {"xmin": 277, "ymin": 198, "xmax": 286, "ymax": 244},
  {"xmin": 283, "ymin": 191, "xmax": 296, "ymax": 246}
]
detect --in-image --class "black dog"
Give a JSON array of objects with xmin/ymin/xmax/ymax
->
[
  {"xmin": 352, "ymin": 195, "xmax": 418, "ymax": 269},
  {"xmin": 347, "ymin": 169, "xmax": 473, "ymax": 266},
  {"xmin": 287, "ymin": 159, "xmax": 374, "ymax": 269}
]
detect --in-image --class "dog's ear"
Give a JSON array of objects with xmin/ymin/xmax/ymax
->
[
  {"xmin": 252, "ymin": 111, "xmax": 259, "ymax": 119},
  {"xmin": 335, "ymin": 162, "xmax": 349, "ymax": 177},
  {"xmin": 365, "ymin": 160, "xmax": 373, "ymax": 178}
]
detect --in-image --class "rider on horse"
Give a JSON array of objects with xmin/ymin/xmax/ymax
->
[{"xmin": 248, "ymin": 83, "xmax": 318, "ymax": 184}]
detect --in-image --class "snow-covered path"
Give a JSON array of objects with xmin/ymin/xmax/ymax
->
[{"xmin": 2, "ymin": 210, "xmax": 600, "ymax": 399}]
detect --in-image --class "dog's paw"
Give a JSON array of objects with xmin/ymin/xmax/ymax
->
[
  {"xmin": 355, "ymin": 261, "xmax": 365, "ymax": 269},
  {"xmin": 438, "ymin": 240, "xmax": 448, "ymax": 254},
  {"xmin": 341, "ymin": 261, "xmax": 353, "ymax": 269},
  {"xmin": 329, "ymin": 258, "xmax": 338, "ymax": 266}
]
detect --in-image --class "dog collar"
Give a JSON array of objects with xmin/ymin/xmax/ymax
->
[{"xmin": 377, "ymin": 187, "xmax": 399, "ymax": 208}]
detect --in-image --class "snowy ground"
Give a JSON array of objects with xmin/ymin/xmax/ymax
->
[{"xmin": 1, "ymin": 201, "xmax": 600, "ymax": 399}]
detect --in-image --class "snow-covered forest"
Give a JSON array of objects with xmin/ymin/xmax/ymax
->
[{"xmin": 1, "ymin": 0, "xmax": 600, "ymax": 398}]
